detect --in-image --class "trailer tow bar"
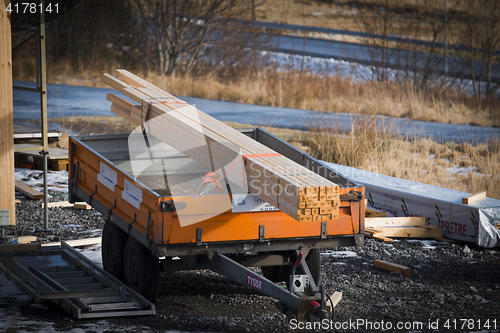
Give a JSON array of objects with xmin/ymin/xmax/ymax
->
[{"xmin": 205, "ymin": 250, "xmax": 330, "ymax": 321}]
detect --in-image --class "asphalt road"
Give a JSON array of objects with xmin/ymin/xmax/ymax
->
[{"xmin": 261, "ymin": 33, "xmax": 500, "ymax": 84}]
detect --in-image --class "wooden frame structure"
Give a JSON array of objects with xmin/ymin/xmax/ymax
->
[{"xmin": 0, "ymin": 1, "xmax": 15, "ymax": 226}]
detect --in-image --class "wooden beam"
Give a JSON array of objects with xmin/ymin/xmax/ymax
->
[
  {"xmin": 41, "ymin": 237, "xmax": 101, "ymax": 248},
  {"xmin": 365, "ymin": 217, "xmax": 426, "ymax": 228},
  {"xmin": 462, "ymin": 191, "xmax": 486, "ymax": 205},
  {"xmin": 0, "ymin": 1, "xmax": 15, "ymax": 225},
  {"xmin": 41, "ymin": 201, "xmax": 91, "ymax": 209},
  {"xmin": 15, "ymin": 181, "xmax": 44, "ymax": 200},
  {"xmin": 73, "ymin": 202, "xmax": 92, "ymax": 210},
  {"xmin": 326, "ymin": 291, "xmax": 342, "ymax": 312},
  {"xmin": 365, "ymin": 208, "xmax": 388, "ymax": 218},
  {"xmin": 18, "ymin": 236, "xmax": 37, "ymax": 244},
  {"xmin": 372, "ymin": 259, "xmax": 411, "ymax": 275},
  {"xmin": 373, "ymin": 226, "xmax": 442, "ymax": 238}
]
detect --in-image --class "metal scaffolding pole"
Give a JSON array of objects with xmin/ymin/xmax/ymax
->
[{"xmin": 39, "ymin": 0, "xmax": 49, "ymax": 230}]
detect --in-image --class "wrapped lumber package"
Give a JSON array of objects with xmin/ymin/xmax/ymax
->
[
  {"xmin": 324, "ymin": 162, "xmax": 500, "ymax": 248},
  {"xmin": 102, "ymin": 70, "xmax": 340, "ymax": 223}
]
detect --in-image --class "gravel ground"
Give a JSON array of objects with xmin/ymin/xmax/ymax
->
[{"xmin": 1, "ymin": 194, "xmax": 499, "ymax": 332}]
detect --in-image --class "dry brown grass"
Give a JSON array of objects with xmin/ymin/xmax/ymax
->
[
  {"xmin": 143, "ymin": 71, "xmax": 496, "ymax": 127},
  {"xmin": 287, "ymin": 120, "xmax": 500, "ymax": 199}
]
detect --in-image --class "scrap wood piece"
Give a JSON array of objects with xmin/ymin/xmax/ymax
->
[
  {"xmin": 41, "ymin": 237, "xmax": 101, "ymax": 248},
  {"xmin": 369, "ymin": 233, "xmax": 394, "ymax": 242},
  {"xmin": 372, "ymin": 259, "xmax": 411, "ymax": 275},
  {"xmin": 462, "ymin": 191, "xmax": 486, "ymax": 205},
  {"xmin": 365, "ymin": 208, "xmax": 388, "ymax": 218},
  {"xmin": 365, "ymin": 217, "xmax": 426, "ymax": 228},
  {"xmin": 18, "ymin": 236, "xmax": 37, "ymax": 244},
  {"xmin": 15, "ymin": 181, "xmax": 43, "ymax": 199},
  {"xmin": 326, "ymin": 291, "xmax": 342, "ymax": 312},
  {"xmin": 42, "ymin": 201, "xmax": 92, "ymax": 210},
  {"xmin": 73, "ymin": 202, "xmax": 92, "ymax": 210}
]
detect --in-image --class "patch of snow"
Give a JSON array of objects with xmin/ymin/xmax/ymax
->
[
  {"xmin": 428, "ymin": 154, "xmax": 435, "ymax": 159},
  {"xmin": 15, "ymin": 168, "xmax": 68, "ymax": 193},
  {"xmin": 406, "ymin": 240, "xmax": 446, "ymax": 250},
  {"xmin": 321, "ymin": 250, "xmax": 358, "ymax": 258},
  {"xmin": 444, "ymin": 165, "xmax": 477, "ymax": 175},
  {"xmin": 78, "ymin": 245, "xmax": 103, "ymax": 267}
]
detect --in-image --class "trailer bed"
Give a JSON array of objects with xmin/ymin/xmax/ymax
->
[{"xmin": 70, "ymin": 128, "xmax": 363, "ymax": 257}]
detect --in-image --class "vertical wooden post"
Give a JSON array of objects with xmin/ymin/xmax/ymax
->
[{"xmin": 0, "ymin": 1, "xmax": 15, "ymax": 226}]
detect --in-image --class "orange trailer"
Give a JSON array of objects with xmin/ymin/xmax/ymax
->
[{"xmin": 69, "ymin": 128, "xmax": 364, "ymax": 319}]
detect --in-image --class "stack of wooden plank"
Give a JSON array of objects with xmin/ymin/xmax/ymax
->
[
  {"xmin": 102, "ymin": 70, "xmax": 341, "ymax": 222},
  {"xmin": 364, "ymin": 216, "xmax": 443, "ymax": 242}
]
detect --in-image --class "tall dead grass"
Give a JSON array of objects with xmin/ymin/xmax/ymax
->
[
  {"xmin": 291, "ymin": 121, "xmax": 500, "ymax": 199},
  {"xmin": 13, "ymin": 55, "xmax": 498, "ymax": 127},
  {"xmin": 139, "ymin": 71, "xmax": 498, "ymax": 127}
]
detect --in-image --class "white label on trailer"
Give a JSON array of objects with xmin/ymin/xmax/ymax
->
[
  {"xmin": 231, "ymin": 194, "xmax": 278, "ymax": 213},
  {"xmin": 0, "ymin": 210, "xmax": 10, "ymax": 226},
  {"xmin": 122, "ymin": 179, "xmax": 143, "ymax": 210},
  {"xmin": 98, "ymin": 162, "xmax": 117, "ymax": 192}
]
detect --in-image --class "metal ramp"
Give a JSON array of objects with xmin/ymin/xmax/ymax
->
[{"xmin": 0, "ymin": 241, "xmax": 155, "ymax": 319}]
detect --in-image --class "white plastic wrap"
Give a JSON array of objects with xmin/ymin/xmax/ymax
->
[{"xmin": 322, "ymin": 162, "xmax": 500, "ymax": 248}]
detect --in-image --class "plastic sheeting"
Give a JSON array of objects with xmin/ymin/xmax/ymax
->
[{"xmin": 322, "ymin": 162, "xmax": 500, "ymax": 248}]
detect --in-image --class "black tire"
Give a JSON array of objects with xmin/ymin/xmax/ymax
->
[
  {"xmin": 261, "ymin": 265, "xmax": 291, "ymax": 283},
  {"xmin": 123, "ymin": 238, "xmax": 160, "ymax": 302},
  {"xmin": 102, "ymin": 220, "xmax": 127, "ymax": 281},
  {"xmin": 305, "ymin": 249, "xmax": 321, "ymax": 286}
]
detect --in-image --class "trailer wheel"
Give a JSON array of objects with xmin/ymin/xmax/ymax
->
[
  {"xmin": 102, "ymin": 220, "xmax": 127, "ymax": 281},
  {"xmin": 305, "ymin": 249, "xmax": 321, "ymax": 286},
  {"xmin": 261, "ymin": 265, "xmax": 290, "ymax": 283},
  {"xmin": 262, "ymin": 250, "xmax": 321, "ymax": 286},
  {"xmin": 123, "ymin": 238, "xmax": 160, "ymax": 302}
]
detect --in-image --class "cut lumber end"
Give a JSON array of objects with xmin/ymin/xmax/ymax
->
[
  {"xmin": 326, "ymin": 291, "xmax": 342, "ymax": 313},
  {"xmin": 462, "ymin": 191, "xmax": 486, "ymax": 205},
  {"xmin": 372, "ymin": 259, "xmax": 411, "ymax": 275}
]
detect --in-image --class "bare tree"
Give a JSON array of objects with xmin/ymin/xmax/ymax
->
[
  {"xmin": 458, "ymin": 0, "xmax": 500, "ymax": 101},
  {"xmin": 128, "ymin": 0, "xmax": 260, "ymax": 77},
  {"xmin": 355, "ymin": 0, "xmax": 400, "ymax": 81}
]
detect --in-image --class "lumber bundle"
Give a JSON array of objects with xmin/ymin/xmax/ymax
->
[{"xmin": 102, "ymin": 70, "xmax": 340, "ymax": 222}]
